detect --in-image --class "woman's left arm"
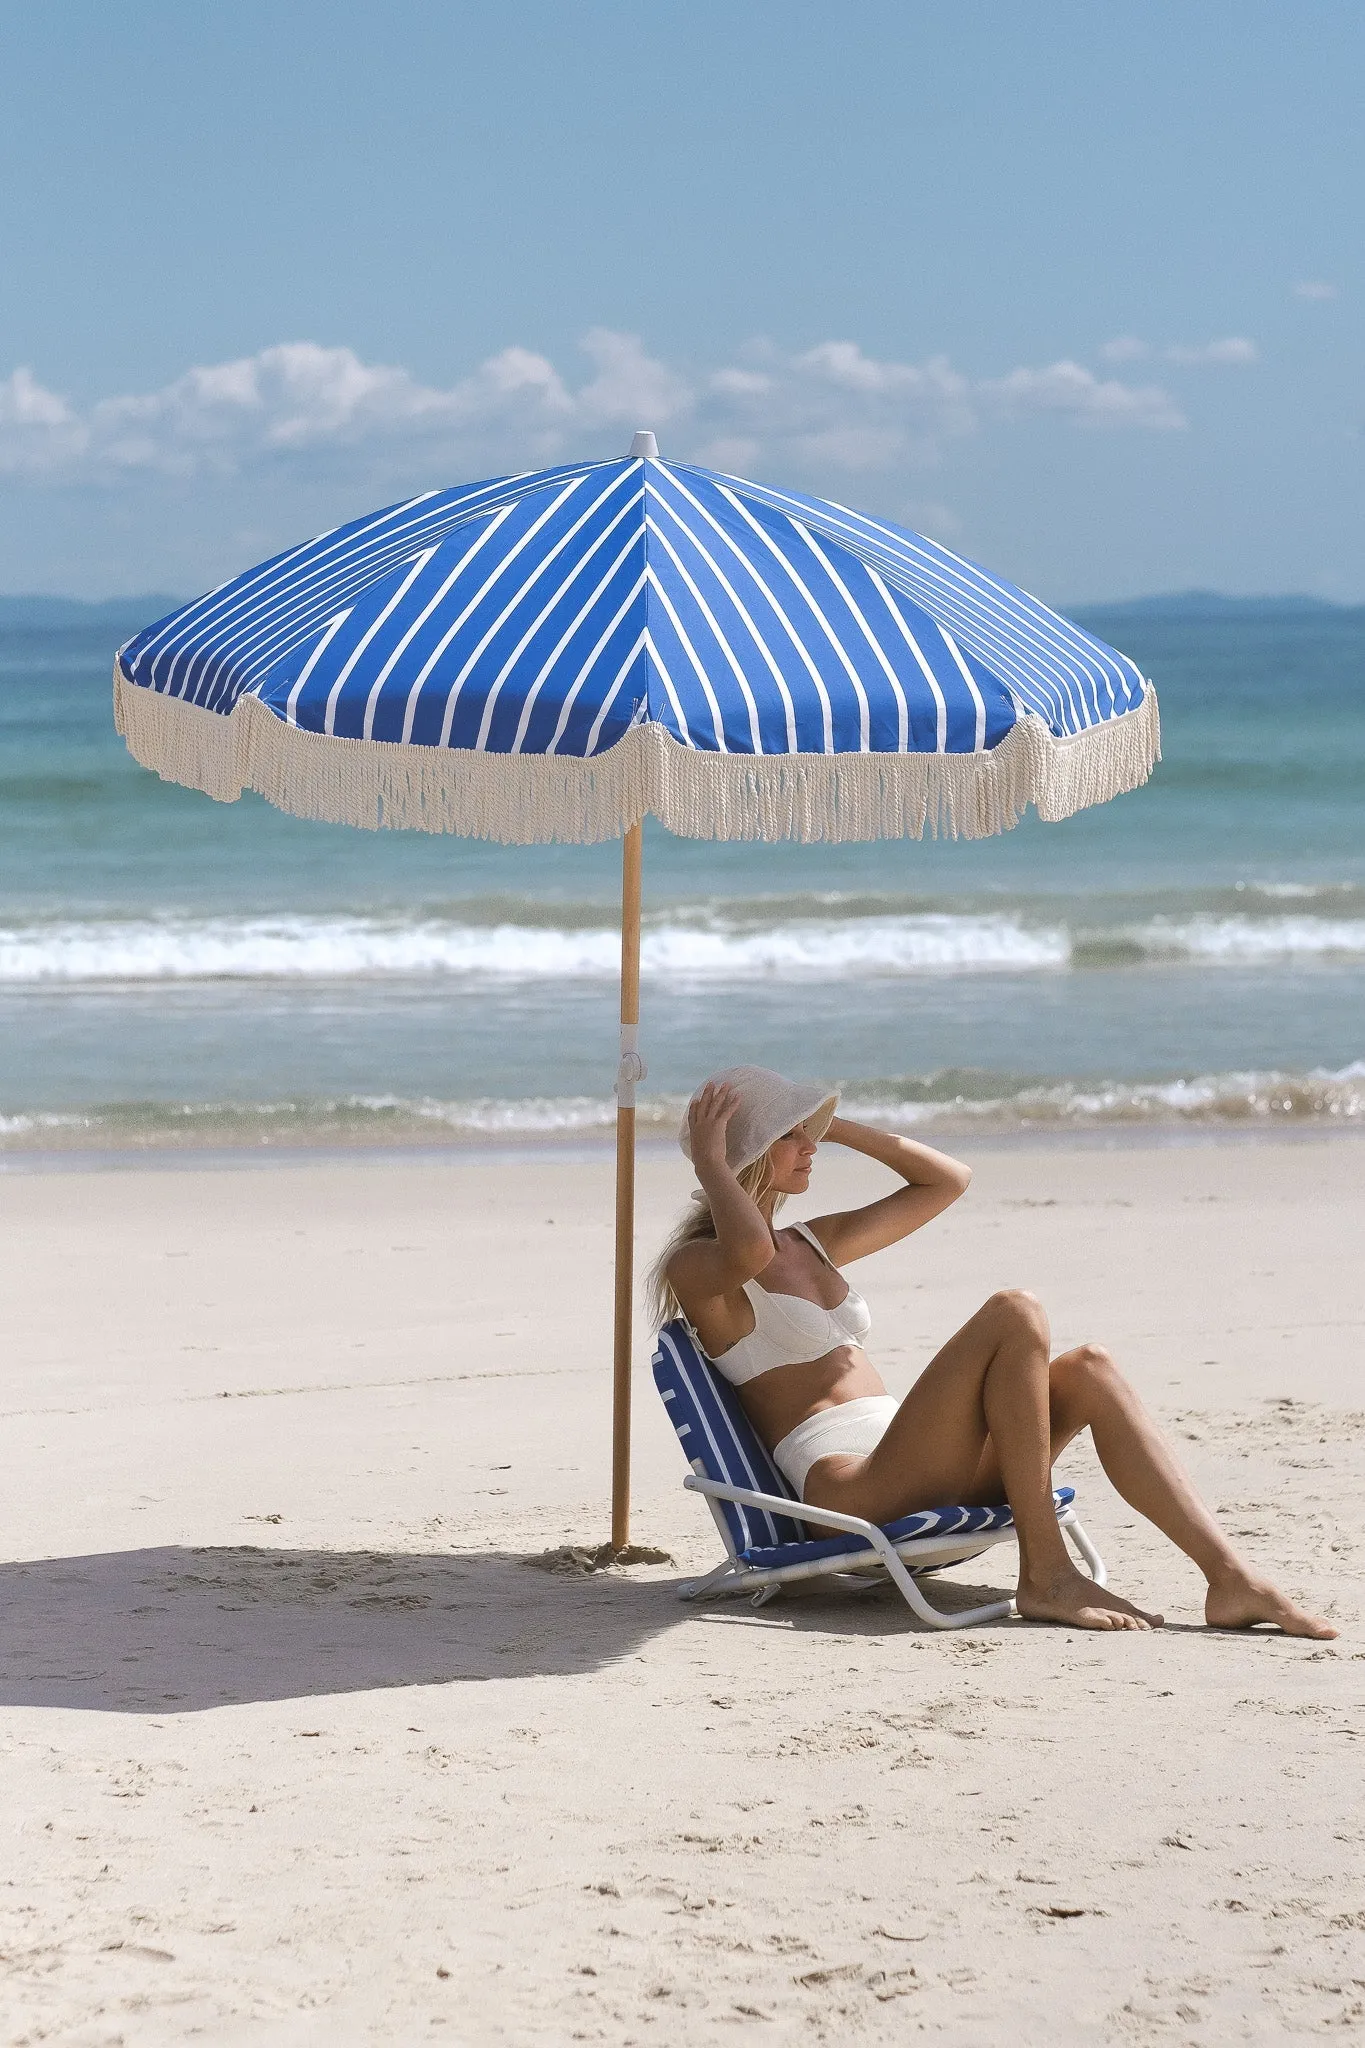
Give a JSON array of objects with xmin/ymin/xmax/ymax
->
[{"xmin": 804, "ymin": 1116, "xmax": 971, "ymax": 1263}]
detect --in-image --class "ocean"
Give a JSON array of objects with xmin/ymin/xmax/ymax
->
[{"xmin": 2, "ymin": 596, "xmax": 1362, "ymax": 1159}]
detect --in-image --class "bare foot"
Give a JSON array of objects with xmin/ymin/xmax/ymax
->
[
  {"xmin": 1205, "ymin": 1568, "xmax": 1337, "ymax": 1639},
  {"xmin": 1016, "ymin": 1567, "xmax": 1164, "ymax": 1632}
]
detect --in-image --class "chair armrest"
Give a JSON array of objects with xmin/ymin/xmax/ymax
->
[{"xmin": 682, "ymin": 1472, "xmax": 884, "ymax": 1544}]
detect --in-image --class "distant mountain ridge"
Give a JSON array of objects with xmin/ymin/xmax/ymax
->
[
  {"xmin": 0, "ymin": 594, "xmax": 185, "ymax": 629},
  {"xmin": 3, "ymin": 590, "xmax": 1360, "ymax": 635},
  {"xmin": 1073, "ymin": 591, "xmax": 1361, "ymax": 623}
]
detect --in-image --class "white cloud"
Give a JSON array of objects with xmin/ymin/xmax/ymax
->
[
  {"xmin": 1102, "ymin": 335, "xmax": 1257, "ymax": 370},
  {"xmin": 0, "ymin": 367, "xmax": 86, "ymax": 468},
  {"xmin": 1163, "ymin": 336, "xmax": 1258, "ymax": 366},
  {"xmin": 0, "ymin": 330, "xmax": 1189, "ymax": 486},
  {"xmin": 0, "ymin": 341, "xmax": 581, "ymax": 480},
  {"xmin": 0, "ymin": 366, "xmax": 73, "ymax": 428},
  {"xmin": 981, "ymin": 360, "xmax": 1185, "ymax": 429},
  {"xmin": 571, "ymin": 327, "xmax": 692, "ymax": 431},
  {"xmin": 1099, "ymin": 336, "xmax": 1151, "ymax": 364},
  {"xmin": 1293, "ymin": 280, "xmax": 1338, "ymax": 301},
  {"xmin": 708, "ymin": 367, "xmax": 772, "ymax": 399},
  {"xmin": 694, "ymin": 341, "xmax": 979, "ymax": 474}
]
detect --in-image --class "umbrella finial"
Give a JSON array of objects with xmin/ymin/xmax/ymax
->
[{"xmin": 629, "ymin": 430, "xmax": 659, "ymax": 460}]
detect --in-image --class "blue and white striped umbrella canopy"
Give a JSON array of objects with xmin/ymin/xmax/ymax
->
[{"xmin": 115, "ymin": 437, "xmax": 1158, "ymax": 843}]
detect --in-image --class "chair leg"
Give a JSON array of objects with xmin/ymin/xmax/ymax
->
[
  {"xmin": 881, "ymin": 1548, "xmax": 1013, "ymax": 1630},
  {"xmin": 1062, "ymin": 1515, "xmax": 1107, "ymax": 1587},
  {"xmin": 677, "ymin": 1557, "xmax": 753, "ymax": 1602}
]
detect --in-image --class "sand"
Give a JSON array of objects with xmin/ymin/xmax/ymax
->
[{"xmin": 1, "ymin": 1135, "xmax": 1362, "ymax": 2044}]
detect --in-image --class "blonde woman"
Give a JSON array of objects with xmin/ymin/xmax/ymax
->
[{"xmin": 653, "ymin": 1066, "xmax": 1334, "ymax": 1637}]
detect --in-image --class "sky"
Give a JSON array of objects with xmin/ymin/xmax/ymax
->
[{"xmin": 0, "ymin": 0, "xmax": 1359, "ymax": 604}]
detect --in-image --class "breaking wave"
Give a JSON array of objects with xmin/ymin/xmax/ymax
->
[
  {"xmin": 5, "ymin": 902, "xmax": 1365, "ymax": 984},
  {"xmin": 4, "ymin": 1064, "xmax": 1362, "ymax": 1155}
]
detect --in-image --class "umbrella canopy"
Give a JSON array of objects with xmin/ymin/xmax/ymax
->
[
  {"xmin": 113, "ymin": 434, "xmax": 1160, "ymax": 1550},
  {"xmin": 114, "ymin": 433, "xmax": 1157, "ymax": 847}
]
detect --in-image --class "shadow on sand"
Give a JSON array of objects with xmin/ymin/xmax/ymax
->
[
  {"xmin": 0, "ymin": 1544, "xmax": 699, "ymax": 1713},
  {"xmin": 0, "ymin": 1545, "xmax": 1020, "ymax": 1714}
]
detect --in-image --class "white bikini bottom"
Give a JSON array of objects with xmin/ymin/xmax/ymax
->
[{"xmin": 772, "ymin": 1395, "xmax": 900, "ymax": 1502}]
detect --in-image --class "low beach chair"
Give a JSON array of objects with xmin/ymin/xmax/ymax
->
[{"xmin": 652, "ymin": 1318, "xmax": 1106, "ymax": 1629}]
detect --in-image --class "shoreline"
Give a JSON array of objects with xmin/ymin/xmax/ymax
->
[{"xmin": 3, "ymin": 1116, "xmax": 1364, "ymax": 1174}]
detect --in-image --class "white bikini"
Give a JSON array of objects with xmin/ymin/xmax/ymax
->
[{"xmin": 704, "ymin": 1221, "xmax": 898, "ymax": 1501}]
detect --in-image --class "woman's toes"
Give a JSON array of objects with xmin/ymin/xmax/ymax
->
[
  {"xmin": 1205, "ymin": 1571, "xmax": 1337, "ymax": 1637},
  {"xmin": 1018, "ymin": 1570, "xmax": 1163, "ymax": 1632},
  {"xmin": 1110, "ymin": 1594, "xmax": 1163, "ymax": 1628}
]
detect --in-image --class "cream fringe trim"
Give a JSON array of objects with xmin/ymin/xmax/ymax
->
[{"xmin": 113, "ymin": 664, "xmax": 1160, "ymax": 845}]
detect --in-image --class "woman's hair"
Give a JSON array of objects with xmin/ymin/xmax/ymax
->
[{"xmin": 646, "ymin": 1151, "xmax": 785, "ymax": 1329}]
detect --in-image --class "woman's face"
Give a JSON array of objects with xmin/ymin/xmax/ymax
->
[{"xmin": 765, "ymin": 1122, "xmax": 818, "ymax": 1196}]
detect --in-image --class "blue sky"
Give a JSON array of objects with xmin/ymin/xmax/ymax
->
[{"xmin": 0, "ymin": 0, "xmax": 1359, "ymax": 602}]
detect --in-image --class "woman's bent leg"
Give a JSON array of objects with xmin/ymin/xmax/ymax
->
[
  {"xmin": 974, "ymin": 1345, "xmax": 1335, "ymax": 1639},
  {"xmin": 803, "ymin": 1292, "xmax": 1162, "ymax": 1631}
]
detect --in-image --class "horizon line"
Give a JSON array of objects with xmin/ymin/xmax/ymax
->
[{"xmin": 1, "ymin": 586, "xmax": 1362, "ymax": 618}]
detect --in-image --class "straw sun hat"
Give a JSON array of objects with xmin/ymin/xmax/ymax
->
[{"xmin": 678, "ymin": 1065, "xmax": 840, "ymax": 1176}]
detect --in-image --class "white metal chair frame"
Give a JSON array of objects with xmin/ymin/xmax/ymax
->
[{"xmin": 678, "ymin": 1466, "xmax": 1107, "ymax": 1630}]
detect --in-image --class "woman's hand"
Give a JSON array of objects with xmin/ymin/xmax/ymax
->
[
  {"xmin": 687, "ymin": 1080, "xmax": 741, "ymax": 1170},
  {"xmin": 671, "ymin": 1081, "xmax": 774, "ymax": 1309}
]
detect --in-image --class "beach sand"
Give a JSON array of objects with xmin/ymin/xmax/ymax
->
[{"xmin": 2, "ymin": 1136, "xmax": 1362, "ymax": 2043}]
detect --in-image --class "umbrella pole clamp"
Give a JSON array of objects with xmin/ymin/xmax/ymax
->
[
  {"xmin": 611, "ymin": 822, "xmax": 645, "ymax": 1553},
  {"xmin": 615, "ymin": 1027, "xmax": 647, "ymax": 1107}
]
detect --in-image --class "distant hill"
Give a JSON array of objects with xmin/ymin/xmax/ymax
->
[
  {"xmin": 4, "ymin": 589, "xmax": 1359, "ymax": 633},
  {"xmin": 2, "ymin": 591, "xmax": 1359, "ymax": 661},
  {"xmin": 1074, "ymin": 591, "xmax": 1362, "ymax": 624},
  {"xmin": 0, "ymin": 594, "xmax": 184, "ymax": 629}
]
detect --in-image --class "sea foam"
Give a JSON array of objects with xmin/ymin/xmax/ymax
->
[
  {"xmin": 5, "ymin": 905, "xmax": 1365, "ymax": 984},
  {"xmin": 4, "ymin": 1064, "xmax": 1362, "ymax": 1154},
  {"xmin": 0, "ymin": 911, "xmax": 1068, "ymax": 982}
]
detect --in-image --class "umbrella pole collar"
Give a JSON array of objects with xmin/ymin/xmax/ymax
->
[{"xmin": 615, "ymin": 1025, "xmax": 647, "ymax": 1108}]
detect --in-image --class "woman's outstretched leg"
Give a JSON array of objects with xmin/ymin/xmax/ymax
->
[
  {"xmin": 804, "ymin": 1290, "xmax": 1162, "ymax": 1631},
  {"xmin": 1035, "ymin": 1345, "xmax": 1335, "ymax": 1639}
]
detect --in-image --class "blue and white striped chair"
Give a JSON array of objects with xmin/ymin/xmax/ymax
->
[{"xmin": 653, "ymin": 1319, "xmax": 1106, "ymax": 1629}]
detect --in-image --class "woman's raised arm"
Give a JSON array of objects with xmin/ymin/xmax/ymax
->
[
  {"xmin": 804, "ymin": 1116, "xmax": 971, "ymax": 1264},
  {"xmin": 667, "ymin": 1082, "xmax": 775, "ymax": 1310}
]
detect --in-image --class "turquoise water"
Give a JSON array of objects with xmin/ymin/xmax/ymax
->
[{"xmin": 2, "ymin": 599, "xmax": 1363, "ymax": 1152}]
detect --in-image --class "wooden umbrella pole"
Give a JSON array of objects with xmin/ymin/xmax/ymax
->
[{"xmin": 611, "ymin": 820, "xmax": 645, "ymax": 1553}]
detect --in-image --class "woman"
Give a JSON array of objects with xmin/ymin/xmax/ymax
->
[{"xmin": 653, "ymin": 1065, "xmax": 1334, "ymax": 1637}]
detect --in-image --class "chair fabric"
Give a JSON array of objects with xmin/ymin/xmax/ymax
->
[
  {"xmin": 654, "ymin": 1319, "xmax": 806, "ymax": 1553},
  {"xmin": 652, "ymin": 1318, "xmax": 1074, "ymax": 1568}
]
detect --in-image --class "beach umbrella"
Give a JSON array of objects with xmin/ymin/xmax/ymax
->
[{"xmin": 113, "ymin": 431, "xmax": 1159, "ymax": 1549}]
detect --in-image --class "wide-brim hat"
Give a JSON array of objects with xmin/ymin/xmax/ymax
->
[{"xmin": 678, "ymin": 1065, "xmax": 840, "ymax": 1176}]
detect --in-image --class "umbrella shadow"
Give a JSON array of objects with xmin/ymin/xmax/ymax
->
[{"xmin": 0, "ymin": 1543, "xmax": 687, "ymax": 1714}]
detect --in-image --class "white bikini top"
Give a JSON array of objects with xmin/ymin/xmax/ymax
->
[{"xmin": 705, "ymin": 1222, "xmax": 872, "ymax": 1387}]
